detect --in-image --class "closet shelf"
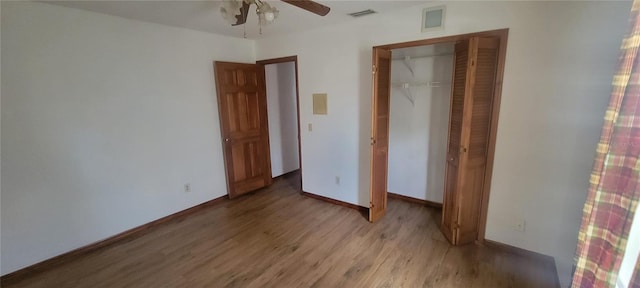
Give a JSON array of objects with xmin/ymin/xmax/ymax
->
[
  {"xmin": 392, "ymin": 81, "xmax": 451, "ymax": 106},
  {"xmin": 392, "ymin": 81, "xmax": 450, "ymax": 88},
  {"xmin": 392, "ymin": 54, "xmax": 455, "ymax": 77},
  {"xmin": 391, "ymin": 55, "xmax": 453, "ymax": 106}
]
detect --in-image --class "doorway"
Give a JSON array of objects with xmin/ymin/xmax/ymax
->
[
  {"xmin": 260, "ymin": 57, "xmax": 302, "ymax": 191},
  {"xmin": 369, "ymin": 29, "xmax": 508, "ymax": 245},
  {"xmin": 213, "ymin": 56, "xmax": 303, "ymax": 199}
]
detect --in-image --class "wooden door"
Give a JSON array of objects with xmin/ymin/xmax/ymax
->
[
  {"xmin": 441, "ymin": 37, "xmax": 500, "ymax": 244},
  {"xmin": 441, "ymin": 40, "xmax": 470, "ymax": 244},
  {"xmin": 214, "ymin": 62, "xmax": 272, "ymax": 198},
  {"xmin": 369, "ymin": 48, "xmax": 392, "ymax": 222}
]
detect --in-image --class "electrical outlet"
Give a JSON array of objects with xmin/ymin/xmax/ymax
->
[
  {"xmin": 335, "ymin": 176, "xmax": 340, "ymax": 185},
  {"xmin": 513, "ymin": 219, "xmax": 526, "ymax": 232},
  {"xmin": 184, "ymin": 184, "xmax": 191, "ymax": 193}
]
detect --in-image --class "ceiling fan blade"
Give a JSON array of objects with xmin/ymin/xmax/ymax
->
[
  {"xmin": 232, "ymin": 1, "xmax": 251, "ymax": 26},
  {"xmin": 281, "ymin": 0, "xmax": 330, "ymax": 16}
]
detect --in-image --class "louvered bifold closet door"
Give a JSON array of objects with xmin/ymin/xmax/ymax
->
[
  {"xmin": 369, "ymin": 48, "xmax": 392, "ymax": 222},
  {"xmin": 441, "ymin": 40, "xmax": 470, "ymax": 244},
  {"xmin": 442, "ymin": 37, "xmax": 500, "ymax": 245}
]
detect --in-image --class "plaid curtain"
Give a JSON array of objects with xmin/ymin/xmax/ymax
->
[
  {"xmin": 571, "ymin": 1, "xmax": 640, "ymax": 287},
  {"xmin": 632, "ymin": 254, "xmax": 640, "ymax": 287}
]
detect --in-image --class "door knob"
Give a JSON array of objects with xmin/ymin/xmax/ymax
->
[{"xmin": 225, "ymin": 138, "xmax": 230, "ymax": 142}]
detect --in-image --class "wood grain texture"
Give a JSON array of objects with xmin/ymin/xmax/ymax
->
[
  {"xmin": 442, "ymin": 39, "xmax": 470, "ymax": 244},
  {"xmin": 455, "ymin": 37, "xmax": 499, "ymax": 245},
  {"xmin": 301, "ymin": 191, "xmax": 368, "ymax": 216},
  {"xmin": 256, "ymin": 56, "xmax": 298, "ymax": 66},
  {"xmin": 387, "ymin": 192, "xmax": 443, "ymax": 209},
  {"xmin": 0, "ymin": 195, "xmax": 229, "ymax": 286},
  {"xmin": 453, "ymin": 37, "xmax": 498, "ymax": 245},
  {"xmin": 483, "ymin": 240, "xmax": 561, "ymax": 288},
  {"xmin": 215, "ymin": 61, "xmax": 273, "ymax": 198},
  {"xmin": 369, "ymin": 47, "xmax": 392, "ymax": 223},
  {"xmin": 281, "ymin": 0, "xmax": 330, "ymax": 16},
  {"xmin": 442, "ymin": 36, "xmax": 500, "ymax": 246},
  {"xmin": 3, "ymin": 172, "xmax": 558, "ymax": 288},
  {"xmin": 374, "ymin": 29, "xmax": 508, "ymax": 50},
  {"xmin": 373, "ymin": 29, "xmax": 509, "ymax": 243}
]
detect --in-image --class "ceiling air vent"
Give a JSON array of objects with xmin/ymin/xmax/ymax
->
[{"xmin": 348, "ymin": 9, "xmax": 376, "ymax": 17}]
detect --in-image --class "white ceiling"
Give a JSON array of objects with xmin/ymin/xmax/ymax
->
[{"xmin": 43, "ymin": 0, "xmax": 428, "ymax": 39}]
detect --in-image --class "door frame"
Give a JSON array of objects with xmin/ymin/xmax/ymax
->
[
  {"xmin": 371, "ymin": 28, "xmax": 508, "ymax": 242},
  {"xmin": 256, "ymin": 56, "xmax": 303, "ymax": 191}
]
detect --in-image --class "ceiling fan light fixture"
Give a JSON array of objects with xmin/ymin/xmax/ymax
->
[
  {"xmin": 220, "ymin": 0, "xmax": 328, "ymax": 36},
  {"xmin": 220, "ymin": 0, "xmax": 244, "ymax": 25},
  {"xmin": 257, "ymin": 2, "xmax": 279, "ymax": 25}
]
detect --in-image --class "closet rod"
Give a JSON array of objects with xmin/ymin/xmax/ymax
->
[
  {"xmin": 392, "ymin": 81, "xmax": 450, "ymax": 87},
  {"xmin": 391, "ymin": 53, "xmax": 453, "ymax": 61}
]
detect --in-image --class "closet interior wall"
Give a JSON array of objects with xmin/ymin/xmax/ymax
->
[{"xmin": 387, "ymin": 44, "xmax": 454, "ymax": 203}]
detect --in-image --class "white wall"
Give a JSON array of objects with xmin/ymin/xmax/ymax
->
[
  {"xmin": 255, "ymin": 1, "xmax": 631, "ymax": 286},
  {"xmin": 388, "ymin": 53, "xmax": 452, "ymax": 203},
  {"xmin": 265, "ymin": 62, "xmax": 300, "ymax": 177},
  {"xmin": 1, "ymin": 1, "xmax": 254, "ymax": 275}
]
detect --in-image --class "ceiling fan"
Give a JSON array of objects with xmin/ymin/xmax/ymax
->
[{"xmin": 220, "ymin": 0, "xmax": 330, "ymax": 27}]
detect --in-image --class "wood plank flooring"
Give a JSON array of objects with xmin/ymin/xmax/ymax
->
[{"xmin": 4, "ymin": 172, "xmax": 558, "ymax": 288}]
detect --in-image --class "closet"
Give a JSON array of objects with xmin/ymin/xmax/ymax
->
[
  {"xmin": 370, "ymin": 30, "xmax": 506, "ymax": 246},
  {"xmin": 387, "ymin": 44, "xmax": 453, "ymax": 206}
]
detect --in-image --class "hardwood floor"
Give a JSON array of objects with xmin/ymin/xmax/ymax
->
[{"xmin": 4, "ymin": 172, "xmax": 557, "ymax": 288}]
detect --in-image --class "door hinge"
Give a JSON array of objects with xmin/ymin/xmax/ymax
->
[
  {"xmin": 370, "ymin": 202, "xmax": 375, "ymax": 208},
  {"xmin": 460, "ymin": 146, "xmax": 468, "ymax": 153},
  {"xmin": 372, "ymin": 65, "xmax": 377, "ymax": 74},
  {"xmin": 370, "ymin": 137, "xmax": 376, "ymax": 145}
]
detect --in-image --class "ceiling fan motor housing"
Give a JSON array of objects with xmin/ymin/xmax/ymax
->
[{"xmin": 220, "ymin": 0, "xmax": 330, "ymax": 27}]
